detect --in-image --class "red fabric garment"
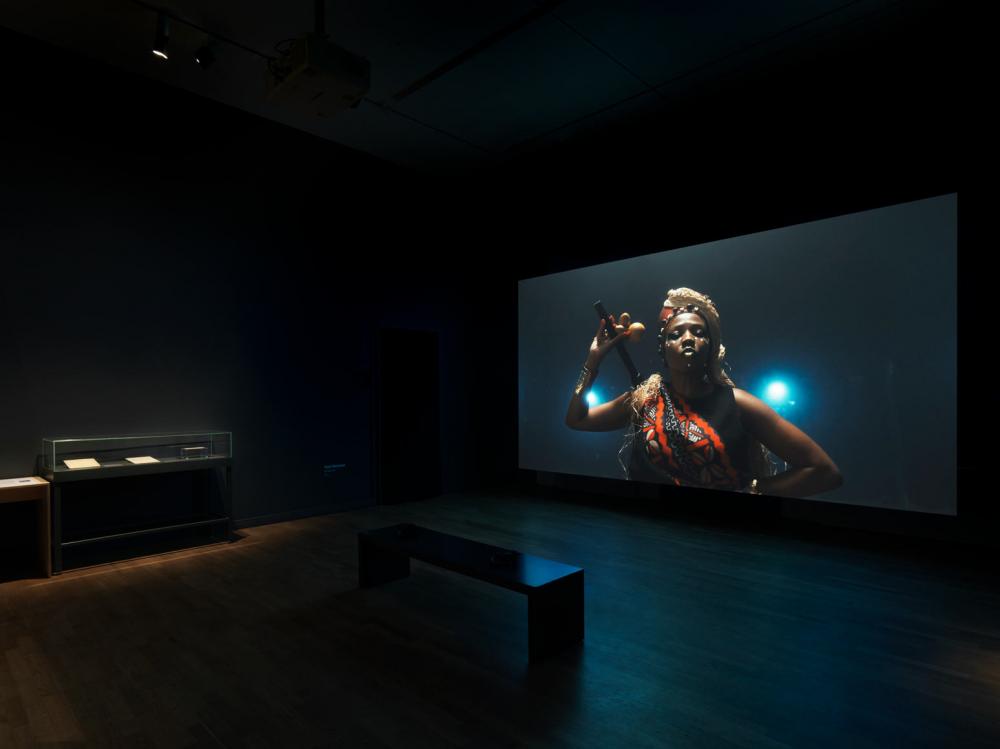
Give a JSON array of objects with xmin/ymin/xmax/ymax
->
[{"xmin": 630, "ymin": 382, "xmax": 752, "ymax": 490}]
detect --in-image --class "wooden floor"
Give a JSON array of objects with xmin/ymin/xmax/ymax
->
[{"xmin": 1, "ymin": 490, "xmax": 998, "ymax": 748}]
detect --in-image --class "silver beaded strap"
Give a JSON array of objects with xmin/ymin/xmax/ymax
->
[
  {"xmin": 657, "ymin": 384, "xmax": 701, "ymax": 482},
  {"xmin": 574, "ymin": 365, "xmax": 595, "ymax": 396}
]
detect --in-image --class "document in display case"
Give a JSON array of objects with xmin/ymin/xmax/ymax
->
[{"xmin": 42, "ymin": 432, "xmax": 232, "ymax": 476}]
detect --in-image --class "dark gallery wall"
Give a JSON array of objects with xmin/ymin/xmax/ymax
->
[
  {"xmin": 0, "ymin": 26, "xmax": 495, "ymax": 524},
  {"xmin": 1, "ymin": 0, "xmax": 985, "ymax": 544}
]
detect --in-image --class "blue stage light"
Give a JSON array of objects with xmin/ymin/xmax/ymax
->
[
  {"xmin": 764, "ymin": 380, "xmax": 790, "ymax": 407},
  {"xmin": 586, "ymin": 391, "xmax": 599, "ymax": 406}
]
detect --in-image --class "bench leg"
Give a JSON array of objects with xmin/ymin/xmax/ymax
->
[
  {"xmin": 358, "ymin": 534, "xmax": 410, "ymax": 587},
  {"xmin": 528, "ymin": 570, "xmax": 584, "ymax": 662}
]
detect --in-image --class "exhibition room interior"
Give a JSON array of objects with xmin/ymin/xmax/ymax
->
[{"xmin": 0, "ymin": 2, "xmax": 990, "ymax": 748}]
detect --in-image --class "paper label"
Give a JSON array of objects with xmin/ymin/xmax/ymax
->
[
  {"xmin": 125, "ymin": 456, "xmax": 160, "ymax": 465},
  {"xmin": 64, "ymin": 458, "xmax": 101, "ymax": 470},
  {"xmin": 0, "ymin": 477, "xmax": 42, "ymax": 488}
]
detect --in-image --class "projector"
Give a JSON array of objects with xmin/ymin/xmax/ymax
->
[{"xmin": 266, "ymin": 33, "xmax": 370, "ymax": 117}]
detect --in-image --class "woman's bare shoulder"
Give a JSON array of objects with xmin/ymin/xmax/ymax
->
[
  {"xmin": 732, "ymin": 387, "xmax": 766, "ymax": 417},
  {"xmin": 732, "ymin": 387, "xmax": 759, "ymax": 405}
]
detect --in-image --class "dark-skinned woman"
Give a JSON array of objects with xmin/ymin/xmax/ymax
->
[{"xmin": 565, "ymin": 287, "xmax": 842, "ymax": 497}]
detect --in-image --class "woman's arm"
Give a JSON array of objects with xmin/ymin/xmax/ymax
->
[
  {"xmin": 733, "ymin": 388, "xmax": 843, "ymax": 497},
  {"xmin": 565, "ymin": 389, "xmax": 632, "ymax": 431},
  {"xmin": 565, "ymin": 316, "xmax": 634, "ymax": 432}
]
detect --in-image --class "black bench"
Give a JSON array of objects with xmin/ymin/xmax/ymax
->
[{"xmin": 358, "ymin": 523, "xmax": 584, "ymax": 662}]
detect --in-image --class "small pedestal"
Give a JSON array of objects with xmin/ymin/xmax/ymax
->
[{"xmin": 0, "ymin": 476, "xmax": 51, "ymax": 578}]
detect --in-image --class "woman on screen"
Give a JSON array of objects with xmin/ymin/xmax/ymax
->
[{"xmin": 564, "ymin": 288, "xmax": 842, "ymax": 497}]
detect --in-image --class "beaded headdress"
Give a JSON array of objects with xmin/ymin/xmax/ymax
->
[{"xmin": 656, "ymin": 287, "xmax": 733, "ymax": 386}]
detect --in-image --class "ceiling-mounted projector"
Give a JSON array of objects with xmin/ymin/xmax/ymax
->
[{"xmin": 266, "ymin": 33, "xmax": 370, "ymax": 117}]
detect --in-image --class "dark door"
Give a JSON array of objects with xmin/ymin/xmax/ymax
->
[{"xmin": 373, "ymin": 328, "xmax": 442, "ymax": 504}]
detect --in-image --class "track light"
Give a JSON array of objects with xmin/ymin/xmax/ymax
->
[
  {"xmin": 194, "ymin": 45, "xmax": 215, "ymax": 69},
  {"xmin": 152, "ymin": 12, "xmax": 169, "ymax": 60}
]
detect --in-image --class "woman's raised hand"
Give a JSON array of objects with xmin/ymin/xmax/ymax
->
[{"xmin": 586, "ymin": 315, "xmax": 631, "ymax": 369}]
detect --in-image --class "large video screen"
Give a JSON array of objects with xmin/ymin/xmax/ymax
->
[{"xmin": 519, "ymin": 194, "xmax": 957, "ymax": 514}]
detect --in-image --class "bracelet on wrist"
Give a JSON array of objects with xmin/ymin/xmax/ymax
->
[{"xmin": 574, "ymin": 364, "xmax": 596, "ymax": 396}]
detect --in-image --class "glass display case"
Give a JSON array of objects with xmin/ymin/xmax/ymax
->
[
  {"xmin": 42, "ymin": 432, "xmax": 232, "ymax": 476},
  {"xmin": 40, "ymin": 433, "xmax": 234, "ymax": 573}
]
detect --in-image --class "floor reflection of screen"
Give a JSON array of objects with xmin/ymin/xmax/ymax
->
[{"xmin": 518, "ymin": 194, "xmax": 957, "ymax": 514}]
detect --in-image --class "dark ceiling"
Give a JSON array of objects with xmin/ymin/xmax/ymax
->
[{"xmin": 0, "ymin": 0, "xmax": 951, "ymax": 174}]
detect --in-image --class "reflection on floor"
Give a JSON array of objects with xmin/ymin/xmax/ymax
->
[{"xmin": 1, "ymin": 490, "xmax": 997, "ymax": 748}]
